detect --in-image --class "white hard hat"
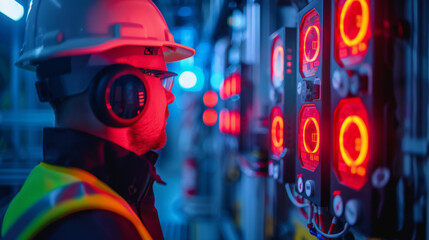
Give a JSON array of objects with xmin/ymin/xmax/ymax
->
[{"xmin": 17, "ymin": 0, "xmax": 195, "ymax": 70}]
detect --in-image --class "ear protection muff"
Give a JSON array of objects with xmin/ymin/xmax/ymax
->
[{"xmin": 90, "ymin": 64, "xmax": 148, "ymax": 128}]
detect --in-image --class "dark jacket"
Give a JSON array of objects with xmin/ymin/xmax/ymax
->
[{"xmin": 36, "ymin": 128, "xmax": 165, "ymax": 239}]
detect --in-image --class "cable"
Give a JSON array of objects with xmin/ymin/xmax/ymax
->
[
  {"xmin": 299, "ymin": 206, "xmax": 309, "ymax": 219},
  {"xmin": 314, "ymin": 206, "xmax": 319, "ymax": 226},
  {"xmin": 285, "ymin": 183, "xmax": 309, "ymax": 208},
  {"xmin": 307, "ymin": 203, "xmax": 314, "ymax": 227},
  {"xmin": 328, "ymin": 217, "xmax": 337, "ymax": 234},
  {"xmin": 295, "ymin": 196, "xmax": 309, "ymax": 219},
  {"xmin": 285, "ymin": 184, "xmax": 348, "ymax": 238},
  {"xmin": 312, "ymin": 218, "xmax": 350, "ymax": 239},
  {"xmin": 318, "ymin": 207, "xmax": 327, "ymax": 233}
]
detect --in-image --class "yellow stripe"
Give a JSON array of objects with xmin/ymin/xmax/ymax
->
[
  {"xmin": 20, "ymin": 194, "xmax": 152, "ymax": 240},
  {"xmin": 7, "ymin": 163, "xmax": 152, "ymax": 239},
  {"xmin": 38, "ymin": 163, "xmax": 152, "ymax": 239},
  {"xmin": 40, "ymin": 162, "xmax": 118, "ymax": 197},
  {"xmin": 2, "ymin": 164, "xmax": 82, "ymax": 236}
]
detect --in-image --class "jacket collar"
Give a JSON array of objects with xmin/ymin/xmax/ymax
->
[{"xmin": 42, "ymin": 127, "xmax": 165, "ymax": 207}]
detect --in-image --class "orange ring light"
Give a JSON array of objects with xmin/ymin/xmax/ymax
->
[
  {"xmin": 302, "ymin": 117, "xmax": 320, "ymax": 154},
  {"xmin": 272, "ymin": 45, "xmax": 284, "ymax": 79},
  {"xmin": 339, "ymin": 0, "xmax": 370, "ymax": 47},
  {"xmin": 339, "ymin": 115, "xmax": 369, "ymax": 167},
  {"xmin": 271, "ymin": 116, "xmax": 284, "ymax": 148},
  {"xmin": 303, "ymin": 25, "xmax": 320, "ymax": 63}
]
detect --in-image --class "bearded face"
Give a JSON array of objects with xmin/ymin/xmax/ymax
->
[{"xmin": 126, "ymin": 75, "xmax": 174, "ymax": 155}]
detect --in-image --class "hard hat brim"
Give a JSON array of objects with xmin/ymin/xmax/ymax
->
[{"xmin": 16, "ymin": 39, "xmax": 195, "ymax": 71}]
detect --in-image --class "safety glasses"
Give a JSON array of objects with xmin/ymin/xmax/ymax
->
[{"xmin": 140, "ymin": 69, "xmax": 177, "ymax": 92}]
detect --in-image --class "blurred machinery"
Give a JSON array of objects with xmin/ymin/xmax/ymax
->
[
  {"xmin": 268, "ymin": 26, "xmax": 297, "ymax": 185},
  {"xmin": 0, "ymin": 0, "xmax": 428, "ymax": 239}
]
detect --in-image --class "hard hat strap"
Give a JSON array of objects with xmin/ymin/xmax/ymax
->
[{"xmin": 36, "ymin": 64, "xmax": 105, "ymax": 102}]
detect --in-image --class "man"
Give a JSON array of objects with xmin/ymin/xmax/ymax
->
[{"xmin": 0, "ymin": 0, "xmax": 194, "ymax": 239}]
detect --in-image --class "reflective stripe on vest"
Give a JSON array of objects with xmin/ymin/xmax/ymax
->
[{"xmin": 2, "ymin": 163, "xmax": 152, "ymax": 240}]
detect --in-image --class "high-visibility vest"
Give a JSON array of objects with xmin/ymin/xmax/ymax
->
[{"xmin": 1, "ymin": 162, "xmax": 152, "ymax": 240}]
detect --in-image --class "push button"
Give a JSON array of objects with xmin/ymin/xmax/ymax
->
[
  {"xmin": 345, "ymin": 199, "xmax": 361, "ymax": 225},
  {"xmin": 332, "ymin": 69, "xmax": 349, "ymax": 98},
  {"xmin": 305, "ymin": 81, "xmax": 313, "ymax": 101},
  {"xmin": 333, "ymin": 195, "xmax": 344, "ymax": 217},
  {"xmin": 305, "ymin": 180, "xmax": 315, "ymax": 197},
  {"xmin": 297, "ymin": 176, "xmax": 304, "ymax": 193}
]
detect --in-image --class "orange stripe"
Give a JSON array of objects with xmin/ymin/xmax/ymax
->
[{"xmin": 26, "ymin": 163, "xmax": 152, "ymax": 239}]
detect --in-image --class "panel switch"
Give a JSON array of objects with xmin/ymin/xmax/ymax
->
[
  {"xmin": 345, "ymin": 199, "xmax": 361, "ymax": 226},
  {"xmin": 305, "ymin": 180, "xmax": 315, "ymax": 197}
]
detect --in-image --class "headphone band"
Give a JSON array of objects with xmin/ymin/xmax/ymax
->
[
  {"xmin": 35, "ymin": 65, "xmax": 106, "ymax": 102},
  {"xmin": 36, "ymin": 62, "xmax": 155, "ymax": 128}
]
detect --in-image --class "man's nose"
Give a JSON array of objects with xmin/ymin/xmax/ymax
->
[{"xmin": 165, "ymin": 91, "xmax": 175, "ymax": 104}]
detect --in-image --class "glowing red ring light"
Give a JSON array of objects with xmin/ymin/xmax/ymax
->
[
  {"xmin": 339, "ymin": 0, "xmax": 370, "ymax": 47},
  {"xmin": 303, "ymin": 117, "xmax": 320, "ymax": 154},
  {"xmin": 339, "ymin": 115, "xmax": 369, "ymax": 167},
  {"xmin": 271, "ymin": 116, "xmax": 284, "ymax": 149},
  {"xmin": 272, "ymin": 46, "xmax": 284, "ymax": 79},
  {"xmin": 303, "ymin": 25, "xmax": 321, "ymax": 63}
]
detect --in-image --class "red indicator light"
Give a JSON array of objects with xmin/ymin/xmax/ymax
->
[
  {"xmin": 203, "ymin": 109, "xmax": 218, "ymax": 126},
  {"xmin": 333, "ymin": 98, "xmax": 369, "ymax": 190},
  {"xmin": 230, "ymin": 72, "xmax": 241, "ymax": 96},
  {"xmin": 220, "ymin": 76, "xmax": 231, "ymax": 100},
  {"xmin": 335, "ymin": 0, "xmax": 371, "ymax": 66},
  {"xmin": 220, "ymin": 77, "xmax": 226, "ymax": 100},
  {"xmin": 225, "ymin": 77, "xmax": 231, "ymax": 98},
  {"xmin": 219, "ymin": 110, "xmax": 230, "ymax": 133},
  {"xmin": 298, "ymin": 105, "xmax": 320, "ymax": 171},
  {"xmin": 270, "ymin": 106, "xmax": 284, "ymax": 158},
  {"xmin": 271, "ymin": 36, "xmax": 284, "ymax": 88},
  {"xmin": 138, "ymin": 91, "xmax": 145, "ymax": 106},
  {"xmin": 299, "ymin": 9, "xmax": 321, "ymax": 78},
  {"xmin": 230, "ymin": 111, "xmax": 241, "ymax": 136},
  {"xmin": 203, "ymin": 90, "xmax": 218, "ymax": 107},
  {"xmin": 220, "ymin": 73, "xmax": 240, "ymax": 100}
]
